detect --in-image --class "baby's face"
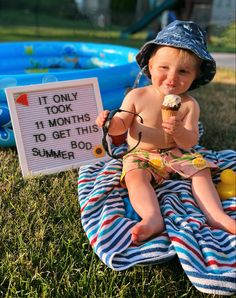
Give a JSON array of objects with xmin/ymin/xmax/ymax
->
[{"xmin": 148, "ymin": 46, "xmax": 201, "ymax": 95}]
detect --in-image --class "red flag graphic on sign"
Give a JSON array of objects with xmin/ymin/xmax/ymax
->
[{"xmin": 16, "ymin": 94, "xmax": 29, "ymax": 106}]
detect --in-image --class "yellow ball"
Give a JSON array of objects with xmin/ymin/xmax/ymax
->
[{"xmin": 220, "ymin": 169, "xmax": 236, "ymax": 185}]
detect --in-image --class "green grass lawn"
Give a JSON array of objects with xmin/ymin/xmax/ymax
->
[
  {"xmin": 0, "ymin": 9, "xmax": 145, "ymax": 49},
  {"xmin": 0, "ymin": 9, "xmax": 235, "ymax": 52},
  {"xmin": 0, "ymin": 10, "xmax": 236, "ymax": 298}
]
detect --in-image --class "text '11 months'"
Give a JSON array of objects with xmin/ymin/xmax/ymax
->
[{"xmin": 6, "ymin": 78, "xmax": 108, "ymax": 177}]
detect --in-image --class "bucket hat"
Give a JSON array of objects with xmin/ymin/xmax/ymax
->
[{"xmin": 136, "ymin": 20, "xmax": 216, "ymax": 90}]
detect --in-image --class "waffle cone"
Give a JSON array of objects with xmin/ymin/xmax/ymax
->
[{"xmin": 161, "ymin": 108, "xmax": 179, "ymax": 147}]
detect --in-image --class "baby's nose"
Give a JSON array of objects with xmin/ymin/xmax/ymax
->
[{"xmin": 167, "ymin": 70, "xmax": 177, "ymax": 81}]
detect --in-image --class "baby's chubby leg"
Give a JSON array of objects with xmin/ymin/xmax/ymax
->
[
  {"xmin": 125, "ymin": 169, "xmax": 165, "ymax": 244},
  {"xmin": 192, "ymin": 168, "xmax": 236, "ymax": 234}
]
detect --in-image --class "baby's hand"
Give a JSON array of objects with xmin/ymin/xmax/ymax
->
[
  {"xmin": 162, "ymin": 116, "xmax": 182, "ymax": 136},
  {"xmin": 96, "ymin": 110, "xmax": 110, "ymax": 128}
]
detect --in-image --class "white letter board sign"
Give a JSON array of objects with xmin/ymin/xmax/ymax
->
[{"xmin": 6, "ymin": 78, "xmax": 107, "ymax": 177}]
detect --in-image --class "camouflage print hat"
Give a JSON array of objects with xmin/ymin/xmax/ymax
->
[{"xmin": 136, "ymin": 20, "xmax": 216, "ymax": 90}]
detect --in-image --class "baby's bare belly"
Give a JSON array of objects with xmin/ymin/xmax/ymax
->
[{"xmin": 127, "ymin": 123, "xmax": 176, "ymax": 150}]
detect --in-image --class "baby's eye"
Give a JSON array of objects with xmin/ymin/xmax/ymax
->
[
  {"xmin": 179, "ymin": 69, "xmax": 188, "ymax": 74},
  {"xmin": 159, "ymin": 66, "xmax": 168, "ymax": 70}
]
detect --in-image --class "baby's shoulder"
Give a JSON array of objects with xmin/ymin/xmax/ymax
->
[
  {"xmin": 124, "ymin": 85, "xmax": 151, "ymax": 104},
  {"xmin": 182, "ymin": 94, "xmax": 199, "ymax": 107},
  {"xmin": 128, "ymin": 85, "xmax": 151, "ymax": 97},
  {"xmin": 181, "ymin": 94, "xmax": 200, "ymax": 118}
]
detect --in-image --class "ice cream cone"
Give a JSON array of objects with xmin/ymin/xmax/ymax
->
[
  {"xmin": 161, "ymin": 109, "xmax": 178, "ymax": 146},
  {"xmin": 161, "ymin": 94, "xmax": 181, "ymax": 147}
]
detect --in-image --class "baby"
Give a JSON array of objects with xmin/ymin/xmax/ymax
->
[{"xmin": 96, "ymin": 20, "xmax": 236, "ymax": 244}]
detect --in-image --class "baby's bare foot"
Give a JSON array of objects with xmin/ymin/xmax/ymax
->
[{"xmin": 131, "ymin": 219, "xmax": 164, "ymax": 245}]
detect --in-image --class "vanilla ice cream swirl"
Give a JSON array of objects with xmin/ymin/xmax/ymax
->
[{"xmin": 162, "ymin": 94, "xmax": 181, "ymax": 109}]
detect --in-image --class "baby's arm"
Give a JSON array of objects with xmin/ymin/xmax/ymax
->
[
  {"xmin": 96, "ymin": 91, "xmax": 135, "ymax": 136},
  {"xmin": 163, "ymin": 98, "xmax": 200, "ymax": 149}
]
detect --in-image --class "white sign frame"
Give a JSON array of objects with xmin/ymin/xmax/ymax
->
[{"xmin": 6, "ymin": 78, "xmax": 108, "ymax": 177}]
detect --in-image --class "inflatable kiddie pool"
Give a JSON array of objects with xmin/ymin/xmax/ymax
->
[{"xmin": 0, "ymin": 41, "xmax": 147, "ymax": 147}]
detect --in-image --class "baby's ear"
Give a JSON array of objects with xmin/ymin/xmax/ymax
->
[
  {"xmin": 147, "ymin": 60, "xmax": 153, "ymax": 77},
  {"xmin": 148, "ymin": 58, "xmax": 153, "ymax": 71}
]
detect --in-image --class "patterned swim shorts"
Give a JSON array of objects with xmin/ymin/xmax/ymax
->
[{"xmin": 121, "ymin": 148, "xmax": 218, "ymax": 185}]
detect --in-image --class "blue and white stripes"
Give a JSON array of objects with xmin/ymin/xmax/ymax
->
[{"xmin": 78, "ymin": 145, "xmax": 236, "ymax": 295}]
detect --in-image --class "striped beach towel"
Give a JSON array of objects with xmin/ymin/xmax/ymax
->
[{"xmin": 78, "ymin": 144, "xmax": 236, "ymax": 296}]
